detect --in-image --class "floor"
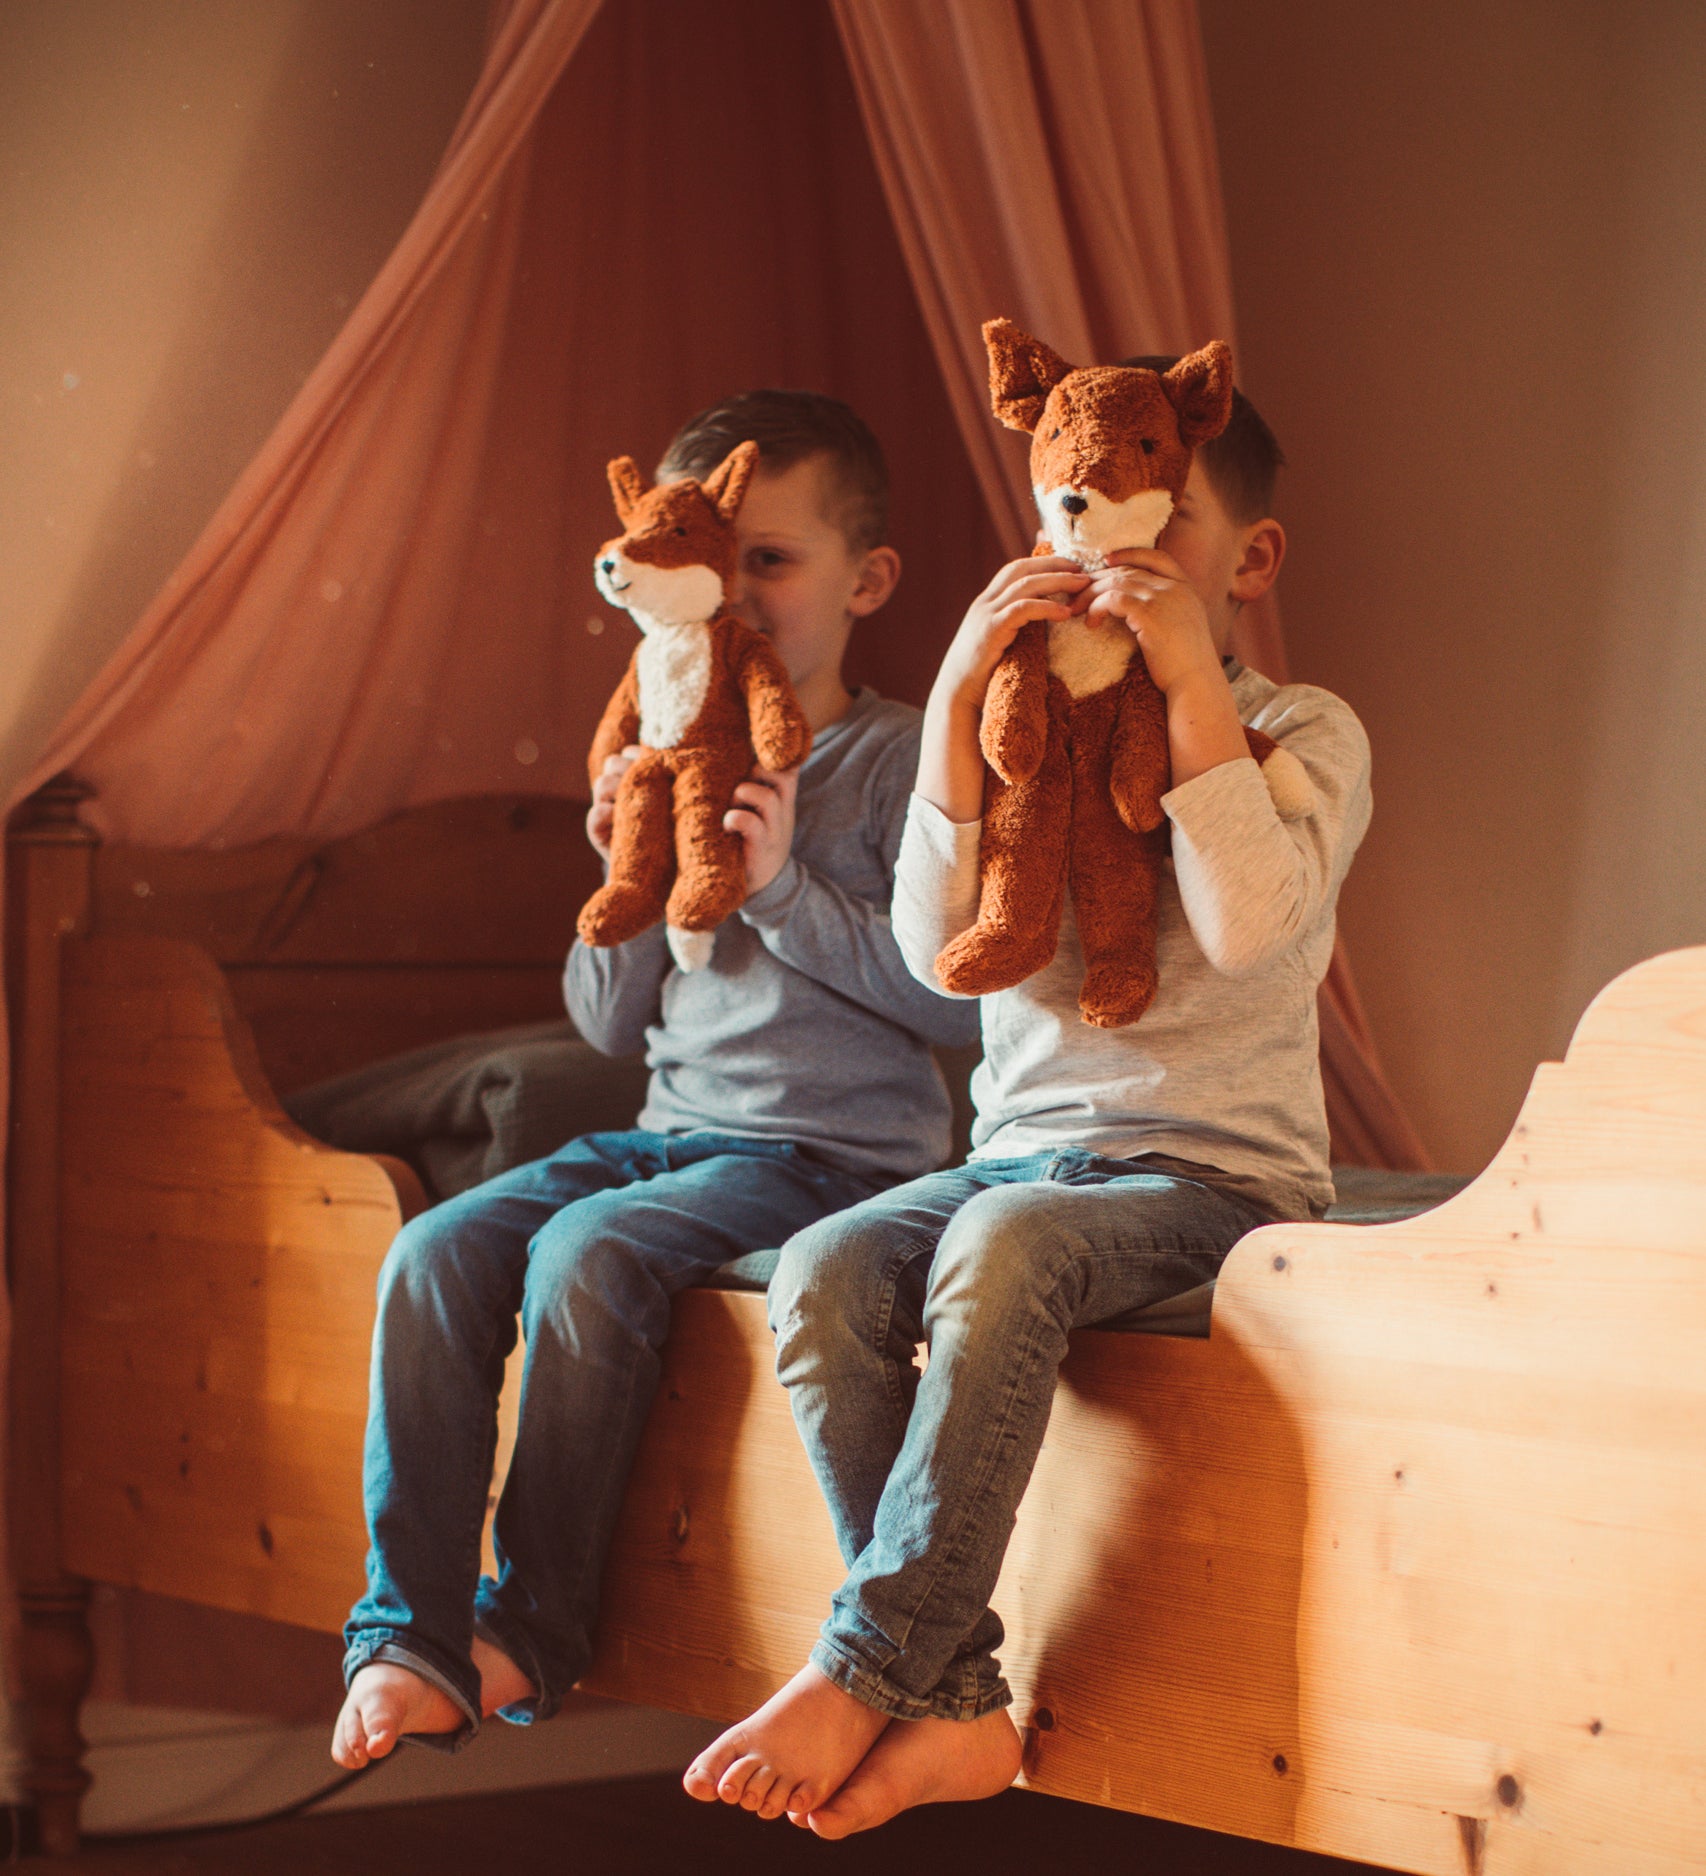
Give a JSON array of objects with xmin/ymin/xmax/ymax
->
[{"xmin": 63, "ymin": 1773, "xmax": 1405, "ymax": 1874}]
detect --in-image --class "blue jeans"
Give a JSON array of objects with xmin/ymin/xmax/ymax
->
[
  {"xmin": 343, "ymin": 1129, "xmax": 882, "ymax": 1740},
  {"xmin": 768, "ymin": 1150, "xmax": 1271, "ymax": 1722}
]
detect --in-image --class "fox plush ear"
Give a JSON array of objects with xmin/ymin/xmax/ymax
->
[
  {"xmin": 701, "ymin": 439, "xmax": 761, "ymax": 522},
  {"xmin": 607, "ymin": 456, "xmax": 650, "ymax": 525},
  {"xmin": 983, "ymin": 317, "xmax": 1074, "ymax": 433},
  {"xmin": 1161, "ymin": 341, "xmax": 1235, "ymax": 448}
]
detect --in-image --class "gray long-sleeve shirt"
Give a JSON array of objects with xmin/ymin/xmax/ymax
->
[
  {"xmin": 891, "ymin": 662, "xmax": 1372, "ymax": 1220},
  {"xmin": 564, "ymin": 688, "xmax": 980, "ymax": 1180}
]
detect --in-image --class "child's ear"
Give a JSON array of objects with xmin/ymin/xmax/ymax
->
[
  {"xmin": 701, "ymin": 439, "xmax": 761, "ymax": 522},
  {"xmin": 848, "ymin": 544, "xmax": 901, "ymax": 619},
  {"xmin": 1231, "ymin": 517, "xmax": 1286, "ymax": 603},
  {"xmin": 1161, "ymin": 341, "xmax": 1234, "ymax": 448},
  {"xmin": 607, "ymin": 456, "xmax": 649, "ymax": 525},
  {"xmin": 984, "ymin": 317, "xmax": 1072, "ymax": 433}
]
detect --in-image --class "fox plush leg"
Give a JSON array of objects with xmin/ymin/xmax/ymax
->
[
  {"xmin": 933, "ymin": 728, "xmax": 1072, "ymax": 996},
  {"xmin": 578, "ymin": 752, "xmax": 674, "ymax": 947},
  {"xmin": 1070, "ymin": 692, "xmax": 1163, "ymax": 1028},
  {"xmin": 663, "ymin": 750, "xmax": 749, "ymax": 971}
]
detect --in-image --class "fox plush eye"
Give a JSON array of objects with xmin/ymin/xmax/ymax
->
[
  {"xmin": 1141, "ymin": 439, "xmax": 1155, "ymax": 454},
  {"xmin": 673, "ymin": 525, "xmax": 687, "ymax": 535},
  {"xmin": 1049, "ymin": 427, "xmax": 1061, "ymax": 440}
]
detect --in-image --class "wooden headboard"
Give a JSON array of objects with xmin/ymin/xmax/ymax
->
[{"xmin": 82, "ymin": 790, "xmax": 603, "ymax": 1093}]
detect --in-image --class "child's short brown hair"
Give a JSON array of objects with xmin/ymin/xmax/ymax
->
[
  {"xmin": 1121, "ymin": 355, "xmax": 1285, "ymax": 524},
  {"xmin": 659, "ymin": 389, "xmax": 889, "ymax": 553}
]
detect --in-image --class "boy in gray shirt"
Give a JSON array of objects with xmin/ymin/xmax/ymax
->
[
  {"xmin": 690, "ymin": 371, "xmax": 1371, "ymax": 1836},
  {"xmin": 334, "ymin": 392, "xmax": 977, "ymax": 1768}
]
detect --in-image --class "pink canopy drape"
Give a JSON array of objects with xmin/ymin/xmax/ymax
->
[
  {"xmin": 8, "ymin": 0, "xmax": 1427, "ymax": 1145},
  {"xmin": 831, "ymin": 0, "xmax": 1425, "ymax": 1169}
]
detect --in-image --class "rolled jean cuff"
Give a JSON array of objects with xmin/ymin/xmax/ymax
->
[
  {"xmin": 342, "ymin": 1634, "xmax": 480, "ymax": 1751},
  {"xmin": 809, "ymin": 1636, "xmax": 1011, "ymax": 1724},
  {"xmin": 471, "ymin": 1597, "xmax": 561, "ymax": 1725}
]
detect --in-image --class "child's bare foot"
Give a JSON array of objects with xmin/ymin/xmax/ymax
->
[
  {"xmin": 472, "ymin": 1634, "xmax": 536, "ymax": 1716},
  {"xmin": 331, "ymin": 1662, "xmax": 463, "ymax": 1768},
  {"xmin": 800, "ymin": 1707, "xmax": 1023, "ymax": 1838},
  {"xmin": 682, "ymin": 1662, "xmax": 888, "ymax": 1822}
]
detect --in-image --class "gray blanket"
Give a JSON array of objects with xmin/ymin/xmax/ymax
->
[{"xmin": 284, "ymin": 1021, "xmax": 650, "ymax": 1205}]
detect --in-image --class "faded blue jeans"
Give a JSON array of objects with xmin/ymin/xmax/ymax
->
[
  {"xmin": 343, "ymin": 1130, "xmax": 882, "ymax": 1741},
  {"xmin": 768, "ymin": 1150, "xmax": 1272, "ymax": 1722}
]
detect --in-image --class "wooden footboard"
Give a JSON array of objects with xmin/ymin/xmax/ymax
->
[
  {"xmin": 5, "ymin": 783, "xmax": 590, "ymax": 1850},
  {"xmin": 57, "ymin": 933, "xmax": 405, "ymax": 1631},
  {"xmin": 583, "ymin": 946, "xmax": 1706, "ymax": 1876},
  {"xmin": 11, "ymin": 767, "xmax": 1703, "ymax": 1870}
]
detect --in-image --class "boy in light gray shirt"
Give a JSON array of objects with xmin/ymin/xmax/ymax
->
[
  {"xmin": 334, "ymin": 391, "xmax": 977, "ymax": 1770},
  {"xmin": 690, "ymin": 370, "xmax": 1371, "ymax": 1837}
]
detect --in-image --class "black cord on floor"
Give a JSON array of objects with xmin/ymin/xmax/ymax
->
[{"xmin": 82, "ymin": 1759, "xmax": 380, "ymax": 1845}]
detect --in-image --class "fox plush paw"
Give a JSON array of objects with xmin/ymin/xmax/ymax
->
[{"xmin": 667, "ymin": 926, "xmax": 716, "ymax": 972}]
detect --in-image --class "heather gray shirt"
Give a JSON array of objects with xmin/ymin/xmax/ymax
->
[
  {"xmin": 564, "ymin": 689, "xmax": 980, "ymax": 1180},
  {"xmin": 891, "ymin": 663, "xmax": 1372, "ymax": 1220}
]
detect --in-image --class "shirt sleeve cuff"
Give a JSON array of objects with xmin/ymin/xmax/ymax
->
[
  {"xmin": 738, "ymin": 854, "xmax": 804, "ymax": 928},
  {"xmin": 902, "ymin": 793, "xmax": 982, "ymax": 864},
  {"xmin": 1161, "ymin": 753, "xmax": 1270, "ymax": 839}
]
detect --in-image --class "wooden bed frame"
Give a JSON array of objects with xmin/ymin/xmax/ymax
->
[{"xmin": 8, "ymin": 775, "xmax": 1705, "ymax": 1869}]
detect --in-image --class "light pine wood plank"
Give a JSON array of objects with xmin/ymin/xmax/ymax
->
[
  {"xmin": 58, "ymin": 935, "xmax": 398, "ymax": 1626},
  {"xmin": 584, "ymin": 948, "xmax": 1706, "ymax": 1876}
]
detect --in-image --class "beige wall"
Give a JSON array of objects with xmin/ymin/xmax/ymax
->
[
  {"xmin": 0, "ymin": 0, "xmax": 487, "ymax": 806},
  {"xmin": 1200, "ymin": 0, "xmax": 1706, "ymax": 1172}
]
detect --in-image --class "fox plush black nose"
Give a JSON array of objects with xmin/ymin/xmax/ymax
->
[
  {"xmin": 1060, "ymin": 493, "xmax": 1089, "ymax": 515},
  {"xmin": 600, "ymin": 558, "xmax": 615, "ymax": 573}
]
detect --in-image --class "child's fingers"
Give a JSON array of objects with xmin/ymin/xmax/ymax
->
[
  {"xmin": 995, "ymin": 566, "xmax": 1091, "ymax": 605},
  {"xmin": 984, "ymin": 553, "xmax": 1075, "ymax": 591},
  {"xmin": 1102, "ymin": 546, "xmax": 1187, "ymax": 581},
  {"xmin": 722, "ymin": 805, "xmax": 765, "ymax": 839},
  {"xmin": 991, "ymin": 596, "xmax": 1076, "ymax": 633},
  {"xmin": 729, "ymin": 780, "xmax": 781, "ymax": 815}
]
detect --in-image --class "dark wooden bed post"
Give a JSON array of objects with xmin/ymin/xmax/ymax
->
[{"xmin": 6, "ymin": 775, "xmax": 97, "ymax": 1855}]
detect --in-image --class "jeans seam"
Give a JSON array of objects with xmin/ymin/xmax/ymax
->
[
  {"xmin": 891, "ymin": 1251, "xmax": 1073, "ymax": 1661},
  {"xmin": 873, "ymin": 1236, "xmax": 932, "ymax": 1428}
]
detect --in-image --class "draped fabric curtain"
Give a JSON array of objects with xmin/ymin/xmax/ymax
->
[
  {"xmin": 9, "ymin": 0, "xmax": 603, "ymax": 847},
  {"xmin": 830, "ymin": 0, "xmax": 1428, "ymax": 1168},
  {"xmin": 6, "ymin": 0, "xmax": 1426, "ymax": 1145}
]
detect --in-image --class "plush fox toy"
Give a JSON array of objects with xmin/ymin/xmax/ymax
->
[
  {"xmin": 579, "ymin": 440, "xmax": 811, "ymax": 972},
  {"xmin": 935, "ymin": 319, "xmax": 1313, "ymax": 1028}
]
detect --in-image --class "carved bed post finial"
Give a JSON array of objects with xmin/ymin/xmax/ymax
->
[
  {"xmin": 7, "ymin": 773, "xmax": 96, "ymax": 845},
  {"xmin": 7, "ymin": 771, "xmax": 98, "ymax": 1852}
]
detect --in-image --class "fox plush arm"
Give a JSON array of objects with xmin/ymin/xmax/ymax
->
[
  {"xmin": 587, "ymin": 657, "xmax": 643, "ymax": 792},
  {"xmin": 1109, "ymin": 666, "xmax": 1171, "ymax": 834},
  {"xmin": 980, "ymin": 622, "xmax": 1052, "ymax": 785},
  {"xmin": 735, "ymin": 632, "xmax": 813, "ymax": 772}
]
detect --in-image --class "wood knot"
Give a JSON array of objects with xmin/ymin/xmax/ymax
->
[
  {"xmin": 1032, "ymin": 1708, "xmax": 1055, "ymax": 1732},
  {"xmin": 1271, "ymin": 1753, "xmax": 1288, "ymax": 1776},
  {"xmin": 1271, "ymin": 1254, "xmax": 1288, "ymax": 1272},
  {"xmin": 671, "ymin": 1507, "xmax": 690, "ymax": 1546},
  {"xmin": 1496, "ymin": 1773, "xmax": 1521, "ymax": 1808},
  {"xmin": 257, "ymin": 1522, "xmax": 275, "ymax": 1557}
]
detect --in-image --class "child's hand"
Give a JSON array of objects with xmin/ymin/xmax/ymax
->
[
  {"xmin": 1082, "ymin": 548, "xmax": 1221, "ymax": 698},
  {"xmin": 587, "ymin": 745, "xmax": 642, "ymax": 861},
  {"xmin": 936, "ymin": 556, "xmax": 1089, "ymax": 711},
  {"xmin": 724, "ymin": 763, "xmax": 799, "ymax": 896}
]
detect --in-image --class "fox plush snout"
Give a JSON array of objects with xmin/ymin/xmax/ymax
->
[{"xmin": 983, "ymin": 317, "xmax": 1233, "ymax": 567}]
